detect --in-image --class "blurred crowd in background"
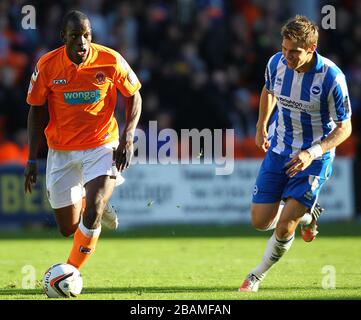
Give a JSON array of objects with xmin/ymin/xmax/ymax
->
[{"xmin": 0, "ymin": 0, "xmax": 360, "ymax": 164}]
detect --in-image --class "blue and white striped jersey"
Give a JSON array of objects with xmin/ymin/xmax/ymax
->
[{"xmin": 265, "ymin": 51, "xmax": 351, "ymax": 159}]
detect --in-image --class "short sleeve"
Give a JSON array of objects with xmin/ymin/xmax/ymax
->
[
  {"xmin": 114, "ymin": 53, "xmax": 141, "ymax": 97},
  {"xmin": 328, "ymin": 73, "xmax": 352, "ymax": 122},
  {"xmin": 265, "ymin": 62, "xmax": 271, "ymax": 92},
  {"xmin": 264, "ymin": 52, "xmax": 282, "ymax": 94},
  {"xmin": 26, "ymin": 60, "xmax": 49, "ymax": 106}
]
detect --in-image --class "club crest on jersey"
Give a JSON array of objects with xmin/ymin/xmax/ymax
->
[
  {"xmin": 95, "ymin": 71, "xmax": 106, "ymax": 84},
  {"xmin": 311, "ymin": 85, "xmax": 321, "ymax": 95}
]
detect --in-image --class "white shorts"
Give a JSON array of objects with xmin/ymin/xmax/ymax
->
[{"xmin": 46, "ymin": 141, "xmax": 124, "ymax": 209}]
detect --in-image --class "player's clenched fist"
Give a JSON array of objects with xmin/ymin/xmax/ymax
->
[
  {"xmin": 24, "ymin": 161, "xmax": 38, "ymax": 193},
  {"xmin": 114, "ymin": 138, "xmax": 134, "ymax": 172},
  {"xmin": 285, "ymin": 150, "xmax": 314, "ymax": 178},
  {"xmin": 255, "ymin": 128, "xmax": 270, "ymax": 153}
]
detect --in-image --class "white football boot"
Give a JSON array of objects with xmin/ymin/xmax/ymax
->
[
  {"xmin": 301, "ymin": 203, "xmax": 325, "ymax": 242},
  {"xmin": 100, "ymin": 170, "xmax": 123, "ymax": 230},
  {"xmin": 101, "ymin": 202, "xmax": 119, "ymax": 230},
  {"xmin": 239, "ymin": 274, "xmax": 261, "ymax": 292}
]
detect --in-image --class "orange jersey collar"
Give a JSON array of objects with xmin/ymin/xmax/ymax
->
[{"xmin": 62, "ymin": 45, "xmax": 94, "ymax": 68}]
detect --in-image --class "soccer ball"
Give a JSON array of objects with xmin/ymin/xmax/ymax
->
[{"xmin": 42, "ymin": 263, "xmax": 83, "ymax": 298}]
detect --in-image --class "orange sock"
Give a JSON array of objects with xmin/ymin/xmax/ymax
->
[{"xmin": 67, "ymin": 219, "xmax": 101, "ymax": 269}]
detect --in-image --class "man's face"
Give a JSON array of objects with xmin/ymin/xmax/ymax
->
[
  {"xmin": 281, "ymin": 38, "xmax": 315, "ymax": 71},
  {"xmin": 61, "ymin": 19, "xmax": 92, "ymax": 64}
]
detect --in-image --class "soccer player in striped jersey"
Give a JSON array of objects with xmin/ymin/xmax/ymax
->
[{"xmin": 240, "ymin": 15, "xmax": 352, "ymax": 292}]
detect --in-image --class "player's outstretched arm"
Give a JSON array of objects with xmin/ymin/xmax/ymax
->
[
  {"xmin": 256, "ymin": 85, "xmax": 277, "ymax": 152},
  {"xmin": 115, "ymin": 91, "xmax": 142, "ymax": 172},
  {"xmin": 24, "ymin": 105, "xmax": 48, "ymax": 193}
]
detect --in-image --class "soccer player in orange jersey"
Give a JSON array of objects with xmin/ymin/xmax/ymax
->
[{"xmin": 24, "ymin": 11, "xmax": 142, "ymax": 269}]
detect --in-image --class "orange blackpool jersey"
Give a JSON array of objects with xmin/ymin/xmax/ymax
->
[{"xmin": 26, "ymin": 43, "xmax": 141, "ymax": 150}]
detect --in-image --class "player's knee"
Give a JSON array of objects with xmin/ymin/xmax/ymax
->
[
  {"xmin": 275, "ymin": 221, "xmax": 293, "ymax": 239},
  {"xmin": 251, "ymin": 208, "xmax": 269, "ymax": 231},
  {"xmin": 252, "ymin": 220, "xmax": 270, "ymax": 231}
]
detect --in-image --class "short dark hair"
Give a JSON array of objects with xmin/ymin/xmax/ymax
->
[{"xmin": 61, "ymin": 10, "xmax": 90, "ymax": 32}]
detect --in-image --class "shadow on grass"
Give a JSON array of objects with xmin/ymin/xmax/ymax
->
[
  {"xmin": 1, "ymin": 285, "xmax": 360, "ymax": 300},
  {"xmin": 0, "ymin": 286, "xmax": 234, "ymax": 296},
  {"xmin": 0, "ymin": 288, "xmax": 43, "ymax": 296},
  {"xmin": 0, "ymin": 222, "xmax": 361, "ymax": 239}
]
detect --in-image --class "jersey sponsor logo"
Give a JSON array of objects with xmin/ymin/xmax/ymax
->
[
  {"xmin": 63, "ymin": 90, "xmax": 100, "ymax": 105},
  {"xmin": 53, "ymin": 79, "xmax": 67, "ymax": 85},
  {"xmin": 277, "ymin": 96, "xmax": 316, "ymax": 112},
  {"xmin": 311, "ymin": 85, "xmax": 321, "ymax": 95}
]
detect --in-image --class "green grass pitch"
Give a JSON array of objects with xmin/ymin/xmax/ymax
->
[{"xmin": 0, "ymin": 222, "xmax": 360, "ymax": 300}]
